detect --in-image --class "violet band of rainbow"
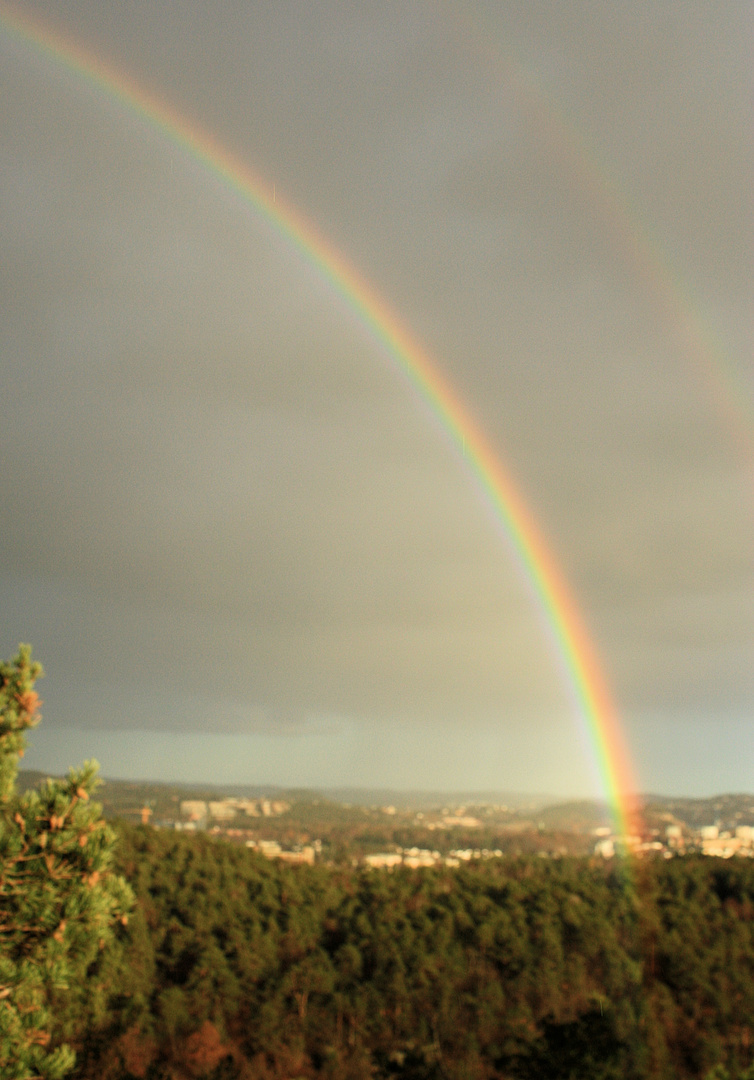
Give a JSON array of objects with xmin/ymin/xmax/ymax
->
[{"xmin": 0, "ymin": 1, "xmax": 642, "ymax": 840}]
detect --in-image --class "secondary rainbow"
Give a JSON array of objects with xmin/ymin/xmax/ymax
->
[
  {"xmin": 0, "ymin": 3, "xmax": 642, "ymax": 838},
  {"xmin": 450, "ymin": 3, "xmax": 754, "ymax": 464}
]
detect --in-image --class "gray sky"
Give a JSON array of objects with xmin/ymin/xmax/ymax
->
[{"xmin": 1, "ymin": 1, "xmax": 751, "ymax": 796}]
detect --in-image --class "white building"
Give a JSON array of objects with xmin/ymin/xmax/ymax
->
[
  {"xmin": 364, "ymin": 853, "xmax": 403, "ymax": 869},
  {"xmin": 208, "ymin": 801, "xmax": 237, "ymax": 821},
  {"xmin": 247, "ymin": 839, "xmax": 282, "ymax": 857},
  {"xmin": 403, "ymin": 850, "xmax": 438, "ymax": 868}
]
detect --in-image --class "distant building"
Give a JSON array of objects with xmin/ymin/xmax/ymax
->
[
  {"xmin": 403, "ymin": 850, "xmax": 438, "ymax": 868},
  {"xmin": 277, "ymin": 847, "xmax": 315, "ymax": 866},
  {"xmin": 245, "ymin": 839, "xmax": 312, "ymax": 864},
  {"xmin": 180, "ymin": 800, "xmax": 207, "ymax": 821},
  {"xmin": 451, "ymin": 849, "xmax": 482, "ymax": 861},
  {"xmin": 664, "ymin": 825, "xmax": 684, "ymax": 851},
  {"xmin": 702, "ymin": 836, "xmax": 741, "ymax": 858},
  {"xmin": 247, "ymin": 839, "xmax": 282, "ymax": 857},
  {"xmin": 364, "ymin": 853, "xmax": 402, "ymax": 868},
  {"xmin": 700, "ymin": 825, "xmax": 719, "ymax": 841},
  {"xmin": 208, "ymin": 801, "xmax": 236, "ymax": 821}
]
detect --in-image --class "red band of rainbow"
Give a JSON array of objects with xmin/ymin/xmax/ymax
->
[{"xmin": 0, "ymin": 2, "xmax": 642, "ymax": 839}]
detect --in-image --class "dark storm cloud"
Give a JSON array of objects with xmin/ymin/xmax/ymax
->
[{"xmin": 1, "ymin": 1, "xmax": 751, "ymax": 791}]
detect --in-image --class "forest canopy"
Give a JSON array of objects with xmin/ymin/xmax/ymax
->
[{"xmin": 2, "ymin": 648, "xmax": 754, "ymax": 1080}]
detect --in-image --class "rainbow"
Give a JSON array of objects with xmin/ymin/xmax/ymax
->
[
  {"xmin": 0, "ymin": 3, "xmax": 642, "ymax": 838},
  {"xmin": 450, "ymin": 3, "xmax": 754, "ymax": 463}
]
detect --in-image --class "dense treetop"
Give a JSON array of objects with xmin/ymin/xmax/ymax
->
[
  {"xmin": 0, "ymin": 647, "xmax": 131, "ymax": 1080},
  {"xmin": 59, "ymin": 825, "xmax": 754, "ymax": 1080},
  {"xmin": 3, "ymin": 649, "xmax": 754, "ymax": 1079}
]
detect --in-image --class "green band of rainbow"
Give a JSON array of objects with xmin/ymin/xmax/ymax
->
[{"xmin": 0, "ymin": 2, "xmax": 641, "ymax": 838}]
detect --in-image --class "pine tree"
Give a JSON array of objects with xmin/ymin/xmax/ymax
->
[{"xmin": 0, "ymin": 646, "xmax": 132, "ymax": 1079}]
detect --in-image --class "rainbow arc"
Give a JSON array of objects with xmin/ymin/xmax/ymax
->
[{"xmin": 0, "ymin": 1, "xmax": 642, "ymax": 838}]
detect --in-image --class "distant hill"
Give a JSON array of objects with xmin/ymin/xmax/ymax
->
[
  {"xmin": 317, "ymin": 787, "xmax": 555, "ymax": 812},
  {"xmin": 536, "ymin": 795, "xmax": 754, "ymax": 834},
  {"xmin": 644, "ymin": 793, "xmax": 754, "ymax": 831},
  {"xmin": 17, "ymin": 772, "xmax": 754, "ymax": 833},
  {"xmin": 18, "ymin": 771, "xmax": 293, "ymax": 822},
  {"xmin": 535, "ymin": 799, "xmax": 614, "ymax": 832},
  {"xmin": 17, "ymin": 772, "xmax": 556, "ymax": 820}
]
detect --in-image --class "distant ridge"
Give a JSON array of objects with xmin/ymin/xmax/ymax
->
[
  {"xmin": 18, "ymin": 771, "xmax": 754, "ymax": 829},
  {"xmin": 17, "ymin": 772, "xmax": 555, "ymax": 814}
]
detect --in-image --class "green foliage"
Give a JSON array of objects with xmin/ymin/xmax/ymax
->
[
  {"xmin": 68, "ymin": 829, "xmax": 653, "ymax": 1078},
  {"xmin": 63, "ymin": 828, "xmax": 754, "ymax": 1080},
  {"xmin": 3, "ymin": 649, "xmax": 753, "ymax": 1079},
  {"xmin": 0, "ymin": 647, "xmax": 132, "ymax": 1080}
]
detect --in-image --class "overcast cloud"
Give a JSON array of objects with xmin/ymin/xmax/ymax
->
[{"xmin": 1, "ymin": 1, "xmax": 751, "ymax": 796}]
